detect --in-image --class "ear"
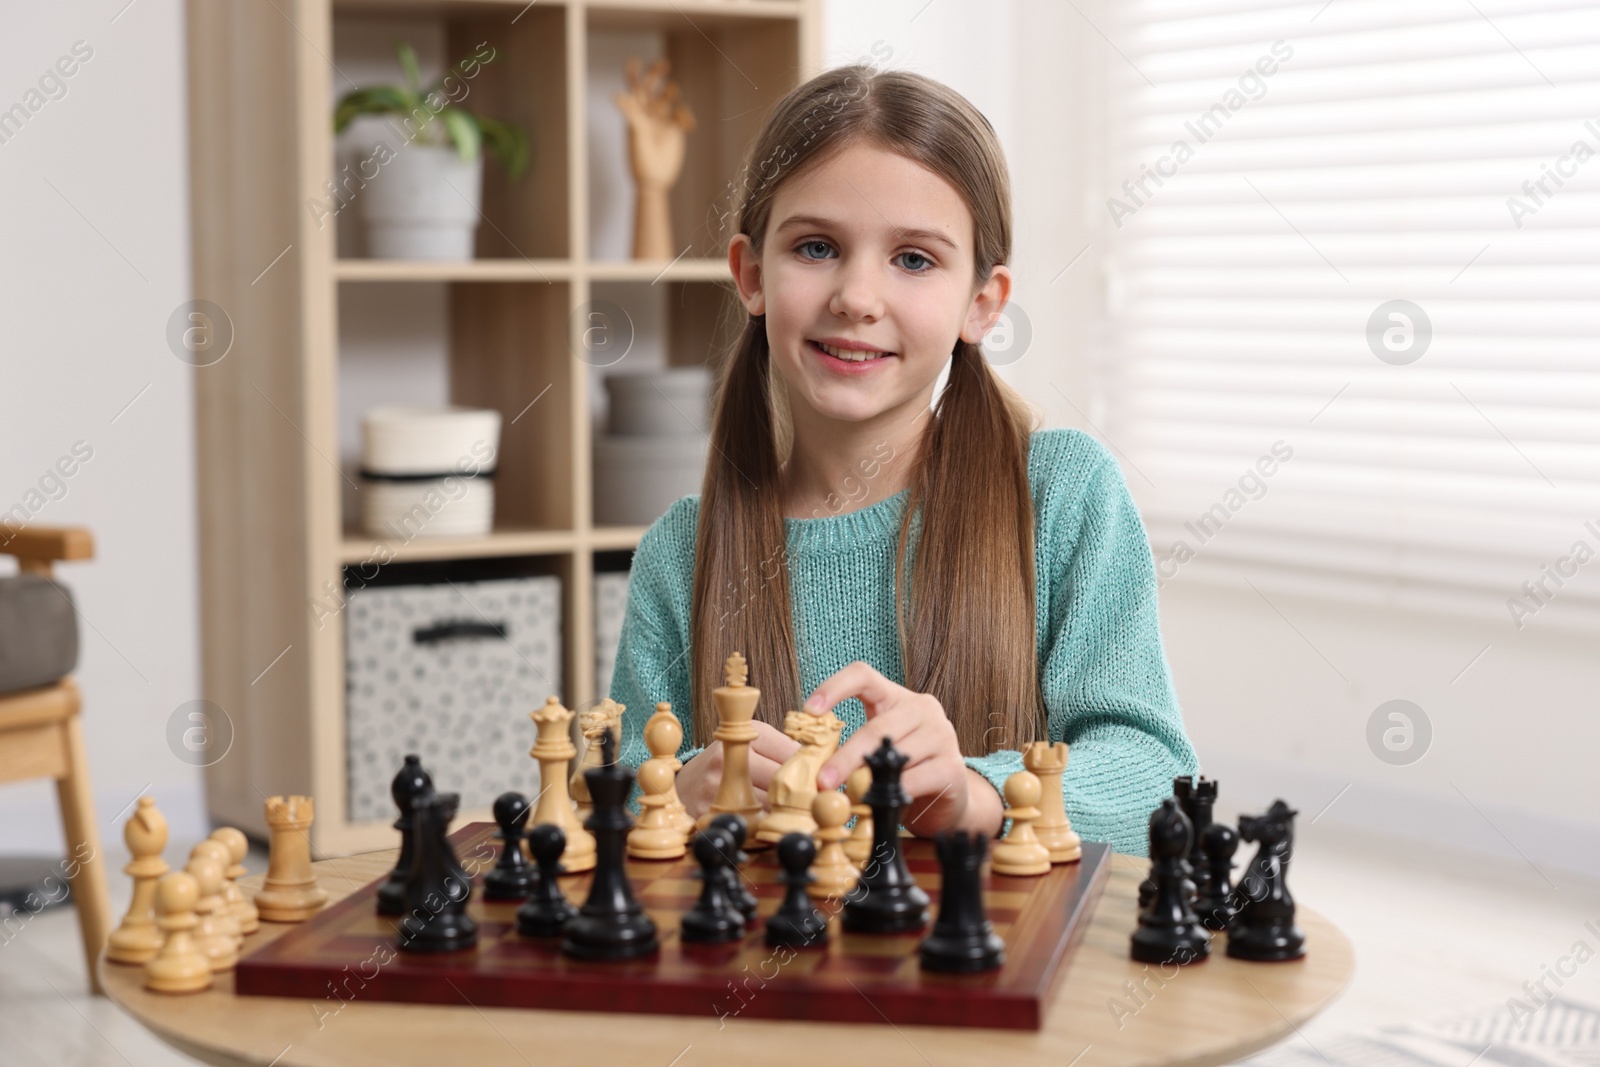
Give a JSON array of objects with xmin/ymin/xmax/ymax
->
[
  {"xmin": 728, "ymin": 234, "xmax": 765, "ymax": 317},
  {"xmin": 959, "ymin": 264, "xmax": 1013, "ymax": 345}
]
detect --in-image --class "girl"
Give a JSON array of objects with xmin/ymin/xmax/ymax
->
[{"xmin": 610, "ymin": 64, "xmax": 1198, "ymax": 855}]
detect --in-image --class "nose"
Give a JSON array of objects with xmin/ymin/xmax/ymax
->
[{"xmin": 827, "ymin": 254, "xmax": 885, "ymax": 321}]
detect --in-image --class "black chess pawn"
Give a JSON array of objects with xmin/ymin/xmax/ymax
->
[
  {"xmin": 766, "ymin": 833, "xmax": 829, "ymax": 950},
  {"xmin": 398, "ymin": 790, "xmax": 478, "ymax": 953},
  {"xmin": 483, "ymin": 792, "xmax": 537, "ymax": 901},
  {"xmin": 1130, "ymin": 798, "xmax": 1210, "ymax": 965},
  {"xmin": 516, "ymin": 823, "xmax": 579, "ymax": 937},
  {"xmin": 1195, "ymin": 821, "xmax": 1239, "ymax": 933},
  {"xmin": 560, "ymin": 728, "xmax": 660, "ymax": 961},
  {"xmin": 378, "ymin": 754, "xmax": 432, "ymax": 916},
  {"xmin": 919, "ymin": 830, "xmax": 1004, "ymax": 974},
  {"xmin": 1227, "ymin": 800, "xmax": 1305, "ymax": 961},
  {"xmin": 708, "ymin": 813, "xmax": 760, "ymax": 922},
  {"xmin": 842, "ymin": 738, "xmax": 930, "ymax": 935},
  {"xmin": 682, "ymin": 826, "xmax": 747, "ymax": 945}
]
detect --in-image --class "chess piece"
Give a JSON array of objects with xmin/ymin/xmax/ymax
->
[
  {"xmin": 1023, "ymin": 742, "xmax": 1082, "ymax": 863},
  {"xmin": 254, "ymin": 795, "xmax": 329, "ymax": 922},
  {"xmin": 189, "ymin": 841, "xmax": 243, "ymax": 948},
  {"xmin": 378, "ymin": 754, "xmax": 433, "ymax": 916},
  {"xmin": 530, "ymin": 696, "xmax": 596, "ymax": 874},
  {"xmin": 209, "ymin": 827, "xmax": 260, "ymax": 935},
  {"xmin": 703, "ymin": 652, "xmax": 765, "ymax": 845},
  {"xmin": 561, "ymin": 727, "xmax": 660, "ymax": 961},
  {"xmin": 1196, "ymin": 821, "xmax": 1239, "ymax": 933},
  {"xmin": 614, "ymin": 57, "xmax": 697, "ymax": 261},
  {"xmin": 107, "ymin": 796, "xmax": 169, "ymax": 965},
  {"xmin": 757, "ymin": 709, "xmax": 844, "ymax": 843},
  {"xmin": 1141, "ymin": 776, "xmax": 1199, "ymax": 910},
  {"xmin": 645, "ymin": 702, "xmax": 695, "ymax": 835},
  {"xmin": 842, "ymin": 766, "xmax": 874, "ymax": 866},
  {"xmin": 186, "ymin": 857, "xmax": 239, "ymax": 972},
  {"xmin": 841, "ymin": 739, "xmax": 930, "ymax": 934},
  {"xmin": 398, "ymin": 790, "xmax": 478, "ymax": 953},
  {"xmin": 1130, "ymin": 798, "xmax": 1211, "ymax": 965},
  {"xmin": 767, "ymin": 833, "xmax": 830, "ymax": 950},
  {"xmin": 1227, "ymin": 800, "xmax": 1305, "ymax": 961},
  {"xmin": 482, "ymin": 792, "xmax": 537, "ymax": 900},
  {"xmin": 919, "ymin": 830, "xmax": 1004, "ymax": 974},
  {"xmin": 516, "ymin": 823, "xmax": 580, "ymax": 937},
  {"xmin": 143, "ymin": 872, "xmax": 212, "ymax": 994},
  {"xmin": 808, "ymin": 790, "xmax": 857, "ymax": 899},
  {"xmin": 990, "ymin": 771, "xmax": 1051, "ymax": 877},
  {"xmin": 681, "ymin": 826, "xmax": 746, "ymax": 945},
  {"xmin": 1175, "ymin": 774, "xmax": 1217, "ymax": 871},
  {"xmin": 628, "ymin": 760, "xmax": 689, "ymax": 861},
  {"xmin": 571, "ymin": 698, "xmax": 625, "ymax": 822},
  {"xmin": 707, "ymin": 813, "xmax": 759, "ymax": 921}
]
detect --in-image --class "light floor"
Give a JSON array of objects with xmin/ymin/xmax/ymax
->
[{"xmin": 0, "ymin": 824, "xmax": 1594, "ymax": 1067}]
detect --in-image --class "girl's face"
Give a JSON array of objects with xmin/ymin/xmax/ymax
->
[{"xmin": 729, "ymin": 141, "xmax": 1011, "ymax": 430}]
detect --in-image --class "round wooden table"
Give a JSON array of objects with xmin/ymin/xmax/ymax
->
[{"xmin": 101, "ymin": 846, "xmax": 1352, "ymax": 1067}]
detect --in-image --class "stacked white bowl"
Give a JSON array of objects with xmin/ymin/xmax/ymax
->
[
  {"xmin": 360, "ymin": 406, "xmax": 501, "ymax": 539},
  {"xmin": 593, "ymin": 368, "xmax": 712, "ymax": 526}
]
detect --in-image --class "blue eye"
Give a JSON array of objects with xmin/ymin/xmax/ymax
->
[
  {"xmin": 798, "ymin": 240, "xmax": 834, "ymax": 261},
  {"xmin": 897, "ymin": 251, "xmax": 933, "ymax": 273},
  {"xmin": 795, "ymin": 240, "xmax": 934, "ymax": 275}
]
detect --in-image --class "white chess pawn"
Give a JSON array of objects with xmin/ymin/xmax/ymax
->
[
  {"xmin": 209, "ymin": 826, "xmax": 261, "ymax": 934},
  {"xmin": 645, "ymin": 702, "xmax": 695, "ymax": 835},
  {"xmin": 190, "ymin": 840, "xmax": 243, "ymax": 948},
  {"xmin": 185, "ymin": 857, "xmax": 239, "ymax": 972},
  {"xmin": 627, "ymin": 760, "xmax": 688, "ymax": 860},
  {"xmin": 842, "ymin": 766, "xmax": 873, "ymax": 866},
  {"xmin": 809, "ymin": 791, "xmax": 857, "ymax": 898},
  {"xmin": 143, "ymin": 872, "xmax": 212, "ymax": 994},
  {"xmin": 991, "ymin": 771, "xmax": 1052, "ymax": 876}
]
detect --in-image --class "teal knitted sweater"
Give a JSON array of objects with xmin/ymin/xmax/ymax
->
[{"xmin": 608, "ymin": 428, "xmax": 1198, "ymax": 856}]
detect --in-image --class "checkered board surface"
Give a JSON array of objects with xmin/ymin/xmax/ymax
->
[{"xmin": 236, "ymin": 823, "xmax": 1111, "ymax": 1030}]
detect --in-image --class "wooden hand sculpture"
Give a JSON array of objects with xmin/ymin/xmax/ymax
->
[{"xmin": 614, "ymin": 57, "xmax": 697, "ymax": 260}]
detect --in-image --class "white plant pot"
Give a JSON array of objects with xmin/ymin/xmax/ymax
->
[{"xmin": 361, "ymin": 143, "xmax": 483, "ymax": 261}]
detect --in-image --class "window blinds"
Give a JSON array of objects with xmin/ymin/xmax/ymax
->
[{"xmin": 1095, "ymin": 0, "xmax": 1600, "ymax": 628}]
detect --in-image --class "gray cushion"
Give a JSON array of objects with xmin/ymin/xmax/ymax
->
[{"xmin": 0, "ymin": 574, "xmax": 79, "ymax": 695}]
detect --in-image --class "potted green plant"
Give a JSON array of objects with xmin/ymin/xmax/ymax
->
[{"xmin": 333, "ymin": 40, "xmax": 530, "ymax": 260}]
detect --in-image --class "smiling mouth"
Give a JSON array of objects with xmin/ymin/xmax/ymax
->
[{"xmin": 810, "ymin": 340, "xmax": 896, "ymax": 362}]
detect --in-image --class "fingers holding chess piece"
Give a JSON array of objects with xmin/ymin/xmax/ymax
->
[
  {"xmin": 990, "ymin": 771, "xmax": 1051, "ymax": 877},
  {"xmin": 107, "ymin": 796, "xmax": 169, "ymax": 965},
  {"xmin": 143, "ymin": 872, "xmax": 212, "ymax": 994},
  {"xmin": 208, "ymin": 827, "xmax": 259, "ymax": 935},
  {"xmin": 1023, "ymin": 742, "xmax": 1082, "ymax": 864}
]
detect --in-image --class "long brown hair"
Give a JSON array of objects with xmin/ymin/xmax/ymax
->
[{"xmin": 689, "ymin": 64, "xmax": 1045, "ymax": 757}]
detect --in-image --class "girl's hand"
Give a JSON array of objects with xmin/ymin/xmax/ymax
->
[
  {"xmin": 673, "ymin": 719, "xmax": 801, "ymax": 819},
  {"xmin": 806, "ymin": 662, "xmax": 1003, "ymax": 838}
]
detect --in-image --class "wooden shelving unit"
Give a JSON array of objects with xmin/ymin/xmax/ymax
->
[{"xmin": 186, "ymin": 0, "xmax": 820, "ymax": 854}]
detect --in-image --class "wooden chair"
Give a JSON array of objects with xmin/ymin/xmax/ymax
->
[{"xmin": 0, "ymin": 524, "xmax": 113, "ymax": 993}]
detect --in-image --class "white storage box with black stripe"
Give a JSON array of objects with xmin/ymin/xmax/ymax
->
[{"xmin": 343, "ymin": 561, "xmax": 559, "ymax": 821}]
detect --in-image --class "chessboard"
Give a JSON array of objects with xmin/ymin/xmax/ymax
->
[{"xmin": 236, "ymin": 821, "xmax": 1111, "ymax": 1031}]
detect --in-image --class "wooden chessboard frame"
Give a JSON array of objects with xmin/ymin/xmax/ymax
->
[{"xmin": 236, "ymin": 822, "xmax": 1111, "ymax": 1031}]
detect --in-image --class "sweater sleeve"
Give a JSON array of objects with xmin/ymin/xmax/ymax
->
[
  {"xmin": 965, "ymin": 433, "xmax": 1198, "ymax": 856},
  {"xmin": 608, "ymin": 498, "xmax": 703, "ymax": 812}
]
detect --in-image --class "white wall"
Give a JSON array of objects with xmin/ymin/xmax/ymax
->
[{"xmin": 0, "ymin": 1, "xmax": 206, "ymax": 852}]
